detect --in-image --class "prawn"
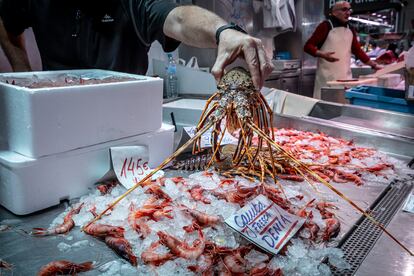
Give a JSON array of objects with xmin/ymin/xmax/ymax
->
[
  {"xmin": 141, "ymin": 241, "xmax": 175, "ymax": 266},
  {"xmin": 158, "ymin": 229, "xmax": 205, "ymax": 259},
  {"xmin": 83, "ymin": 223, "xmax": 124, "ymax": 238},
  {"xmin": 0, "ymin": 259, "xmax": 13, "ymax": 270},
  {"xmin": 189, "ymin": 186, "xmax": 211, "ymax": 204},
  {"xmin": 322, "ymin": 218, "xmax": 341, "ymax": 241},
  {"xmin": 104, "ymin": 236, "xmax": 137, "ymax": 266},
  {"xmin": 37, "ymin": 260, "xmax": 93, "ymax": 276},
  {"xmin": 32, "ymin": 203, "xmax": 84, "ymax": 236},
  {"xmin": 181, "ymin": 206, "xmax": 221, "ymax": 226}
]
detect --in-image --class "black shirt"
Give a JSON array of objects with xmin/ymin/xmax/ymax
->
[{"xmin": 0, "ymin": 0, "xmax": 181, "ymax": 74}]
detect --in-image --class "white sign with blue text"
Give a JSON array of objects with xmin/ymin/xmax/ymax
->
[{"xmin": 225, "ymin": 194, "xmax": 305, "ymax": 255}]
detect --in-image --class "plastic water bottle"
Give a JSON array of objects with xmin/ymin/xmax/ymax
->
[{"xmin": 166, "ymin": 53, "xmax": 178, "ymax": 98}]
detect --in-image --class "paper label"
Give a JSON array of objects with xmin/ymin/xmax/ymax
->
[
  {"xmin": 402, "ymin": 193, "xmax": 414, "ymax": 213},
  {"xmin": 183, "ymin": 126, "xmax": 238, "ymax": 148},
  {"xmin": 225, "ymin": 194, "xmax": 305, "ymax": 255},
  {"xmin": 110, "ymin": 146, "xmax": 162, "ymax": 189}
]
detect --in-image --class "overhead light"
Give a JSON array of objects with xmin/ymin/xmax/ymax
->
[
  {"xmin": 372, "ymin": 13, "xmax": 377, "ymax": 15},
  {"xmin": 349, "ymin": 16, "xmax": 393, "ymax": 27}
]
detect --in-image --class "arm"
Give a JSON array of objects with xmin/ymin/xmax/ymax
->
[
  {"xmin": 163, "ymin": 6, "xmax": 273, "ymax": 89},
  {"xmin": 304, "ymin": 21, "xmax": 339, "ymax": 62},
  {"xmin": 0, "ymin": 18, "xmax": 31, "ymax": 71}
]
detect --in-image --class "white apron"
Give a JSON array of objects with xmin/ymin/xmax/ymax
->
[{"xmin": 313, "ymin": 21, "xmax": 353, "ymax": 99}]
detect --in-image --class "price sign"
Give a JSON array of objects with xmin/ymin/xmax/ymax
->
[
  {"xmin": 110, "ymin": 146, "xmax": 162, "ymax": 189},
  {"xmin": 225, "ymin": 194, "xmax": 305, "ymax": 255},
  {"xmin": 183, "ymin": 126, "xmax": 238, "ymax": 148}
]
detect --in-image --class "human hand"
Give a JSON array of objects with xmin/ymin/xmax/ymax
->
[
  {"xmin": 367, "ymin": 60, "xmax": 383, "ymax": 71},
  {"xmin": 318, "ymin": 51, "xmax": 339, "ymax": 62},
  {"xmin": 211, "ymin": 29, "xmax": 274, "ymax": 89}
]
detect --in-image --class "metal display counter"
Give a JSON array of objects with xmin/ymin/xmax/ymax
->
[
  {"xmin": 1, "ymin": 102, "xmax": 413, "ymax": 275},
  {"xmin": 308, "ymin": 101, "xmax": 414, "ymax": 140}
]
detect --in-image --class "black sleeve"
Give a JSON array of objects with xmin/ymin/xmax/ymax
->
[
  {"xmin": 131, "ymin": 0, "xmax": 180, "ymax": 52},
  {"xmin": 0, "ymin": 0, "xmax": 31, "ymax": 36}
]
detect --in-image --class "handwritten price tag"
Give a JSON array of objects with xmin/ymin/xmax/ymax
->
[
  {"xmin": 110, "ymin": 146, "xmax": 162, "ymax": 189},
  {"xmin": 225, "ymin": 194, "xmax": 304, "ymax": 255},
  {"xmin": 183, "ymin": 126, "xmax": 238, "ymax": 148}
]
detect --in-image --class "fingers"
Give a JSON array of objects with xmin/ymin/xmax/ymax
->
[
  {"xmin": 243, "ymin": 38, "xmax": 274, "ymax": 89},
  {"xmin": 256, "ymin": 40, "xmax": 274, "ymax": 89},
  {"xmin": 211, "ymin": 53, "xmax": 227, "ymax": 84},
  {"xmin": 211, "ymin": 45, "xmax": 237, "ymax": 84},
  {"xmin": 243, "ymin": 39, "xmax": 261, "ymax": 89},
  {"xmin": 212, "ymin": 30, "xmax": 273, "ymax": 89}
]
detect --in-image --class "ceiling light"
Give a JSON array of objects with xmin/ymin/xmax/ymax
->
[{"xmin": 349, "ymin": 16, "xmax": 392, "ymax": 27}]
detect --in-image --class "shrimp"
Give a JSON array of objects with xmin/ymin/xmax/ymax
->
[
  {"xmin": 141, "ymin": 241, "xmax": 175, "ymax": 266},
  {"xmin": 365, "ymin": 163, "xmax": 393, "ymax": 172},
  {"xmin": 181, "ymin": 206, "xmax": 221, "ymax": 227},
  {"xmin": 334, "ymin": 169, "xmax": 363, "ymax": 185},
  {"xmin": 188, "ymin": 253, "xmax": 214, "ymax": 274},
  {"xmin": 221, "ymin": 185, "xmax": 258, "ymax": 204},
  {"xmin": 96, "ymin": 180, "xmax": 118, "ymax": 195},
  {"xmin": 83, "ymin": 223, "xmax": 124, "ymax": 238},
  {"xmin": 37, "ymin": 260, "xmax": 93, "ymax": 276},
  {"xmin": 145, "ymin": 183, "xmax": 172, "ymax": 201},
  {"xmin": 249, "ymin": 263, "xmax": 269, "ymax": 276},
  {"xmin": 300, "ymin": 220, "xmax": 320, "ymax": 241},
  {"xmin": 322, "ymin": 218, "xmax": 341, "ymax": 241},
  {"xmin": 152, "ymin": 206, "xmax": 173, "ymax": 221},
  {"xmin": 189, "ymin": 186, "xmax": 211, "ymax": 204},
  {"xmin": 278, "ymin": 174, "xmax": 304, "ymax": 182},
  {"xmin": 223, "ymin": 250, "xmax": 246, "ymax": 273},
  {"xmin": 158, "ymin": 229, "xmax": 205, "ymax": 259},
  {"xmin": 0, "ymin": 259, "xmax": 13, "ymax": 270},
  {"xmin": 316, "ymin": 201, "xmax": 338, "ymax": 219},
  {"xmin": 104, "ymin": 236, "xmax": 137, "ymax": 266},
  {"xmin": 32, "ymin": 203, "xmax": 84, "ymax": 236}
]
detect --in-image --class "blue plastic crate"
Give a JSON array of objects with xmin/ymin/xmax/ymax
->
[{"xmin": 345, "ymin": 86, "xmax": 414, "ymax": 114}]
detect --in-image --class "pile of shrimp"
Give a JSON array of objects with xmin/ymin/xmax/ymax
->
[
  {"xmin": 244, "ymin": 128, "xmax": 403, "ymax": 185},
  {"xmin": 29, "ymin": 127, "xmax": 409, "ymax": 275},
  {"xmin": 34, "ymin": 171, "xmax": 357, "ymax": 275}
]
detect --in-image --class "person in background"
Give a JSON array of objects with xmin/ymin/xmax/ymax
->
[
  {"xmin": 367, "ymin": 41, "xmax": 386, "ymax": 58},
  {"xmin": 0, "ymin": 0, "xmax": 273, "ymax": 89},
  {"xmin": 376, "ymin": 43, "xmax": 399, "ymax": 65},
  {"xmin": 304, "ymin": 1, "xmax": 381, "ymax": 99}
]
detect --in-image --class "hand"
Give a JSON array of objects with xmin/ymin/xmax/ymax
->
[
  {"xmin": 367, "ymin": 60, "xmax": 383, "ymax": 71},
  {"xmin": 318, "ymin": 51, "xmax": 339, "ymax": 62},
  {"xmin": 211, "ymin": 29, "xmax": 274, "ymax": 89}
]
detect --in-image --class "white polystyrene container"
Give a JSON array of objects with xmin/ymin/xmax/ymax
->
[
  {"xmin": 0, "ymin": 69, "xmax": 163, "ymax": 158},
  {"xmin": 0, "ymin": 124, "xmax": 174, "ymax": 215}
]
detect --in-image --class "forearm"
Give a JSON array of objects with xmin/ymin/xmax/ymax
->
[
  {"xmin": 163, "ymin": 6, "xmax": 226, "ymax": 48},
  {"xmin": 0, "ymin": 21, "xmax": 31, "ymax": 71}
]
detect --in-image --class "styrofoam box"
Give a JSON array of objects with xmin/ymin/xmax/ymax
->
[
  {"xmin": 0, "ymin": 124, "xmax": 174, "ymax": 215},
  {"xmin": 0, "ymin": 69, "xmax": 163, "ymax": 158}
]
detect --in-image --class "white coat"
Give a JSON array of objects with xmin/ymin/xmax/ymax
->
[{"xmin": 313, "ymin": 20, "xmax": 353, "ymax": 99}]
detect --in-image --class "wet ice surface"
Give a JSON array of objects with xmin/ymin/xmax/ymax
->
[
  {"xmin": 0, "ymin": 73, "xmax": 138, "ymax": 89},
  {"xmin": 41, "ymin": 129, "xmax": 411, "ymax": 275}
]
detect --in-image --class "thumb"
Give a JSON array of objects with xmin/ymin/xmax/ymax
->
[{"xmin": 211, "ymin": 55, "xmax": 227, "ymax": 84}]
